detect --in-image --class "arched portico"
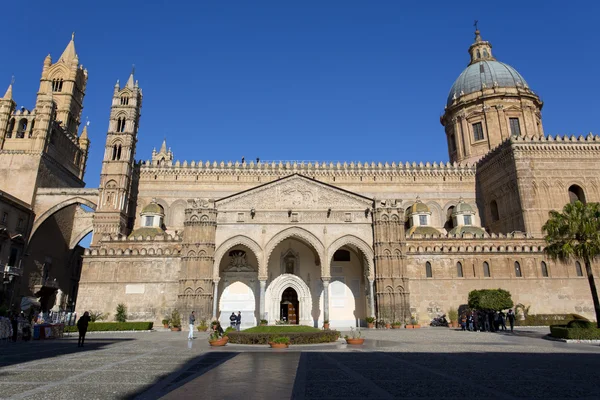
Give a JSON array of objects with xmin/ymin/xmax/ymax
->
[
  {"xmin": 263, "ymin": 227, "xmax": 324, "ymax": 277},
  {"xmin": 265, "ymin": 274, "xmax": 313, "ymax": 325}
]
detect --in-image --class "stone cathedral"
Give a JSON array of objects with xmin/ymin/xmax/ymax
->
[{"xmin": 1, "ymin": 29, "xmax": 599, "ymax": 328}]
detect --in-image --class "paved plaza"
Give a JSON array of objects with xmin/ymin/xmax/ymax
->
[{"xmin": 1, "ymin": 327, "xmax": 600, "ymax": 399}]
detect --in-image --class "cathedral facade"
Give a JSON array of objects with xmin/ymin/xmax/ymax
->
[{"xmin": 1, "ymin": 30, "xmax": 599, "ymax": 327}]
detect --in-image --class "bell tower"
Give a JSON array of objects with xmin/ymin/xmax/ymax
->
[{"xmin": 92, "ymin": 70, "xmax": 142, "ymax": 243}]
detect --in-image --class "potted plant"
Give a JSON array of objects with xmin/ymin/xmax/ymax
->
[
  {"xmin": 162, "ymin": 318, "xmax": 170, "ymax": 329},
  {"xmin": 269, "ymin": 336, "xmax": 290, "ymax": 349},
  {"xmin": 365, "ymin": 316, "xmax": 376, "ymax": 329},
  {"xmin": 447, "ymin": 308, "xmax": 459, "ymax": 328},
  {"xmin": 170, "ymin": 309, "xmax": 182, "ymax": 331},
  {"xmin": 260, "ymin": 319, "xmax": 268, "ymax": 326},
  {"xmin": 406, "ymin": 315, "xmax": 421, "ymax": 329},
  {"xmin": 383, "ymin": 320, "xmax": 391, "ymax": 329},
  {"xmin": 197, "ymin": 319, "xmax": 208, "ymax": 332},
  {"xmin": 208, "ymin": 330, "xmax": 228, "ymax": 346},
  {"xmin": 392, "ymin": 321, "xmax": 402, "ymax": 329},
  {"xmin": 344, "ymin": 327, "xmax": 364, "ymax": 345},
  {"xmin": 323, "ymin": 319, "xmax": 330, "ymax": 330}
]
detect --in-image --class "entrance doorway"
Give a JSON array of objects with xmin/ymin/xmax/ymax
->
[{"xmin": 280, "ymin": 287, "xmax": 299, "ymax": 324}]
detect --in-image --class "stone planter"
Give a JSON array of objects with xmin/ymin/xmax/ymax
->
[
  {"xmin": 170, "ymin": 327, "xmax": 182, "ymax": 332},
  {"xmin": 346, "ymin": 338, "xmax": 365, "ymax": 345},
  {"xmin": 450, "ymin": 321, "xmax": 459, "ymax": 328},
  {"xmin": 209, "ymin": 337, "xmax": 228, "ymax": 347},
  {"xmin": 269, "ymin": 342, "xmax": 289, "ymax": 349},
  {"xmin": 260, "ymin": 323, "xmax": 267, "ymax": 326},
  {"xmin": 405, "ymin": 324, "xmax": 421, "ymax": 329},
  {"xmin": 197, "ymin": 326, "xmax": 208, "ymax": 332},
  {"xmin": 385, "ymin": 323, "xmax": 391, "ymax": 329},
  {"xmin": 392, "ymin": 324, "xmax": 402, "ymax": 329},
  {"xmin": 323, "ymin": 323, "xmax": 330, "ymax": 330},
  {"xmin": 367, "ymin": 323, "xmax": 375, "ymax": 329},
  {"xmin": 163, "ymin": 324, "xmax": 169, "ymax": 329}
]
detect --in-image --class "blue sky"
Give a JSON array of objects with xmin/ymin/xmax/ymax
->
[{"xmin": 2, "ymin": 1, "xmax": 599, "ymax": 190}]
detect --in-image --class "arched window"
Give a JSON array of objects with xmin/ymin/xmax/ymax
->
[
  {"xmin": 16, "ymin": 119, "xmax": 27, "ymax": 138},
  {"xmin": 476, "ymin": 50, "xmax": 481, "ymax": 59},
  {"xmin": 541, "ymin": 261, "xmax": 548, "ymax": 277},
  {"xmin": 568, "ymin": 185, "xmax": 586, "ymax": 204},
  {"xmin": 117, "ymin": 144, "xmax": 122, "ymax": 160},
  {"xmin": 333, "ymin": 249, "xmax": 351, "ymax": 262},
  {"xmin": 449, "ymin": 134, "xmax": 456, "ymax": 152},
  {"xmin": 483, "ymin": 49, "xmax": 489, "ymax": 57},
  {"xmin": 112, "ymin": 145, "xmax": 117, "ymax": 160},
  {"xmin": 514, "ymin": 261, "xmax": 522, "ymax": 277},
  {"xmin": 456, "ymin": 262, "xmax": 463, "ymax": 277},
  {"xmin": 117, "ymin": 117, "xmax": 126, "ymax": 133},
  {"xmin": 29, "ymin": 119, "xmax": 35, "ymax": 137},
  {"xmin": 490, "ymin": 200, "xmax": 499, "ymax": 222},
  {"xmin": 52, "ymin": 78, "xmax": 64, "ymax": 92},
  {"xmin": 483, "ymin": 261, "xmax": 490, "ymax": 277},
  {"xmin": 6, "ymin": 118, "xmax": 14, "ymax": 138},
  {"xmin": 120, "ymin": 96, "xmax": 129, "ymax": 105},
  {"xmin": 425, "ymin": 262, "xmax": 432, "ymax": 278},
  {"xmin": 575, "ymin": 261, "xmax": 583, "ymax": 277},
  {"xmin": 444, "ymin": 206, "xmax": 455, "ymax": 231}
]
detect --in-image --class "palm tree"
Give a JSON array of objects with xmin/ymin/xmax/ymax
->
[{"xmin": 542, "ymin": 201, "xmax": 600, "ymax": 328}]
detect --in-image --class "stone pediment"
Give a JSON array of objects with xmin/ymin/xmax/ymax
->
[{"xmin": 216, "ymin": 174, "xmax": 372, "ymax": 210}]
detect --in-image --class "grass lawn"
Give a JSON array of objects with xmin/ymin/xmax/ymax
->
[{"xmin": 243, "ymin": 325, "xmax": 321, "ymax": 333}]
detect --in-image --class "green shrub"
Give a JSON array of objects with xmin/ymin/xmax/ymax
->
[
  {"xmin": 447, "ymin": 308, "xmax": 458, "ymax": 322},
  {"xmin": 260, "ymin": 319, "xmax": 268, "ymax": 324},
  {"xmin": 271, "ymin": 336, "xmax": 290, "ymax": 344},
  {"xmin": 365, "ymin": 317, "xmax": 376, "ymax": 324},
  {"xmin": 516, "ymin": 314, "xmax": 590, "ymax": 326},
  {"xmin": 170, "ymin": 309, "xmax": 181, "ymax": 327},
  {"xmin": 64, "ymin": 322, "xmax": 153, "ymax": 332},
  {"xmin": 243, "ymin": 325, "xmax": 320, "ymax": 333},
  {"xmin": 468, "ymin": 289, "xmax": 513, "ymax": 311},
  {"xmin": 567, "ymin": 319, "xmax": 595, "ymax": 329},
  {"xmin": 550, "ymin": 325, "xmax": 600, "ymax": 340},
  {"xmin": 227, "ymin": 330, "xmax": 340, "ymax": 345},
  {"xmin": 115, "ymin": 304, "xmax": 127, "ymax": 323}
]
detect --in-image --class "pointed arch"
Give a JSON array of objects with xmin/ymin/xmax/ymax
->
[
  {"xmin": 327, "ymin": 235, "xmax": 374, "ymax": 279},
  {"xmin": 213, "ymin": 235, "xmax": 263, "ymax": 279},
  {"xmin": 265, "ymin": 273, "xmax": 312, "ymax": 325},
  {"xmin": 264, "ymin": 227, "xmax": 324, "ymax": 276},
  {"xmin": 30, "ymin": 196, "xmax": 97, "ymax": 241}
]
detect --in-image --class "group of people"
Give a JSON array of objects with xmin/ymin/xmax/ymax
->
[
  {"xmin": 229, "ymin": 312, "xmax": 242, "ymax": 331},
  {"xmin": 460, "ymin": 309, "xmax": 516, "ymax": 333}
]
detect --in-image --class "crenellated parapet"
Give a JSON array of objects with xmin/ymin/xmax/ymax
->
[
  {"xmin": 83, "ymin": 233, "xmax": 182, "ymax": 257},
  {"xmin": 406, "ymin": 231, "xmax": 544, "ymax": 255}
]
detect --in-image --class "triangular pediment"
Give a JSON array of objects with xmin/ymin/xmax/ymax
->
[{"xmin": 216, "ymin": 174, "xmax": 372, "ymax": 210}]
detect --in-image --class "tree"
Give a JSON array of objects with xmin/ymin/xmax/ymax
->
[
  {"xmin": 468, "ymin": 289, "xmax": 514, "ymax": 311},
  {"xmin": 115, "ymin": 303, "xmax": 127, "ymax": 323},
  {"xmin": 543, "ymin": 201, "xmax": 600, "ymax": 328}
]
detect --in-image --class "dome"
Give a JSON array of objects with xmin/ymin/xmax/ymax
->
[
  {"xmin": 447, "ymin": 60, "xmax": 529, "ymax": 106},
  {"xmin": 142, "ymin": 202, "xmax": 164, "ymax": 215},
  {"xmin": 409, "ymin": 201, "xmax": 430, "ymax": 214},
  {"xmin": 453, "ymin": 201, "xmax": 474, "ymax": 214}
]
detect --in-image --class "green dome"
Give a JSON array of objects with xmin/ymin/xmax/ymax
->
[
  {"xmin": 409, "ymin": 201, "xmax": 430, "ymax": 214},
  {"xmin": 453, "ymin": 201, "xmax": 474, "ymax": 214},
  {"xmin": 142, "ymin": 202, "xmax": 164, "ymax": 214}
]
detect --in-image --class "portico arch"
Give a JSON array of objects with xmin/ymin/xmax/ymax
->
[
  {"xmin": 30, "ymin": 197, "xmax": 97, "ymax": 241},
  {"xmin": 264, "ymin": 227, "xmax": 324, "ymax": 277},
  {"xmin": 327, "ymin": 235, "xmax": 375, "ymax": 279},
  {"xmin": 213, "ymin": 235, "xmax": 263, "ymax": 280},
  {"xmin": 265, "ymin": 274, "xmax": 313, "ymax": 325}
]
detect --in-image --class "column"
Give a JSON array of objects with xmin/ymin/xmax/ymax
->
[
  {"xmin": 259, "ymin": 279, "xmax": 267, "ymax": 321},
  {"xmin": 322, "ymin": 278, "xmax": 330, "ymax": 322},
  {"xmin": 368, "ymin": 278, "xmax": 376, "ymax": 318},
  {"xmin": 212, "ymin": 279, "xmax": 219, "ymax": 320}
]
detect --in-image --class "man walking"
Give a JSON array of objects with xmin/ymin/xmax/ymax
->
[
  {"xmin": 77, "ymin": 311, "xmax": 91, "ymax": 347},
  {"xmin": 236, "ymin": 311, "xmax": 242, "ymax": 331},
  {"xmin": 498, "ymin": 311, "xmax": 507, "ymax": 331},
  {"xmin": 229, "ymin": 312, "xmax": 237, "ymax": 329},
  {"xmin": 188, "ymin": 311, "xmax": 196, "ymax": 340},
  {"xmin": 507, "ymin": 309, "xmax": 516, "ymax": 332}
]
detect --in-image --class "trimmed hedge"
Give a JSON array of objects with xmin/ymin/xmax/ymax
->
[
  {"xmin": 227, "ymin": 330, "xmax": 340, "ymax": 345},
  {"xmin": 243, "ymin": 325, "xmax": 320, "ymax": 333},
  {"xmin": 550, "ymin": 325, "xmax": 600, "ymax": 340},
  {"xmin": 516, "ymin": 313, "xmax": 589, "ymax": 326},
  {"xmin": 64, "ymin": 322, "xmax": 153, "ymax": 332}
]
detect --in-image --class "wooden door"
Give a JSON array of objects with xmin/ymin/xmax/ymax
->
[{"xmin": 287, "ymin": 303, "xmax": 297, "ymax": 324}]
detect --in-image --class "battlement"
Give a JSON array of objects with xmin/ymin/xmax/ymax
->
[{"xmin": 139, "ymin": 159, "xmax": 477, "ymax": 176}]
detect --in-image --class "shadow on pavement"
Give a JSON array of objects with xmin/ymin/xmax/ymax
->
[{"xmin": 0, "ymin": 337, "xmax": 135, "ymax": 369}]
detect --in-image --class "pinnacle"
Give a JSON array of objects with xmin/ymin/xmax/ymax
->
[
  {"xmin": 80, "ymin": 124, "xmax": 89, "ymax": 140},
  {"xmin": 59, "ymin": 33, "xmax": 78, "ymax": 62},
  {"xmin": 3, "ymin": 83, "xmax": 13, "ymax": 100},
  {"xmin": 159, "ymin": 138, "xmax": 167, "ymax": 153}
]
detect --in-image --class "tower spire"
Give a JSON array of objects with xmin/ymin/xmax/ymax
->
[
  {"xmin": 59, "ymin": 32, "xmax": 78, "ymax": 62},
  {"xmin": 3, "ymin": 76, "xmax": 14, "ymax": 100},
  {"xmin": 126, "ymin": 65, "xmax": 135, "ymax": 88},
  {"xmin": 468, "ymin": 22, "xmax": 495, "ymax": 65}
]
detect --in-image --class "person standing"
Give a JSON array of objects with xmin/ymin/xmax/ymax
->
[
  {"xmin": 229, "ymin": 312, "xmax": 237, "ymax": 329},
  {"xmin": 77, "ymin": 311, "xmax": 91, "ymax": 347},
  {"xmin": 236, "ymin": 311, "xmax": 242, "ymax": 331},
  {"xmin": 188, "ymin": 311, "xmax": 196, "ymax": 340},
  {"xmin": 498, "ymin": 311, "xmax": 507, "ymax": 331},
  {"xmin": 507, "ymin": 309, "xmax": 516, "ymax": 332}
]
